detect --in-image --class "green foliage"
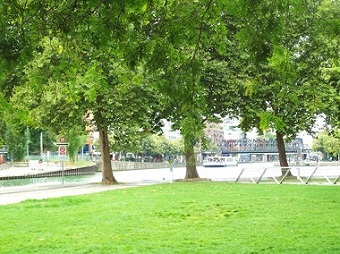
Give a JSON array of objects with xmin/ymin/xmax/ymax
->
[
  {"xmin": 28, "ymin": 129, "xmax": 55, "ymax": 155},
  {"xmin": 268, "ymin": 45, "xmax": 297, "ymax": 83},
  {"xmin": 141, "ymin": 0, "xmax": 243, "ymax": 175},
  {"xmin": 109, "ymin": 126, "xmax": 151, "ymax": 154},
  {"xmin": 4, "ymin": 127, "xmax": 26, "ymax": 161},
  {"xmin": 3, "ymin": 1, "xmax": 164, "ymax": 179},
  {"xmin": 64, "ymin": 128, "xmax": 87, "ymax": 163},
  {"xmin": 146, "ymin": 135, "xmax": 183, "ymax": 157},
  {"xmin": 258, "ymin": 111, "xmax": 285, "ymax": 133},
  {"xmin": 0, "ymin": 95, "xmax": 34, "ymax": 161},
  {"xmin": 218, "ymin": 0, "xmax": 340, "ymax": 167},
  {"xmin": 1, "ymin": 0, "xmax": 339, "ymax": 175},
  {"xmin": 0, "ymin": 183, "xmax": 339, "ymax": 253},
  {"xmin": 201, "ymin": 135, "xmax": 219, "ymax": 153},
  {"xmin": 11, "ymin": 36, "xmax": 87, "ymax": 133},
  {"xmin": 317, "ymin": 0, "xmax": 340, "ymax": 126},
  {"xmin": 111, "ymin": 131, "xmax": 184, "ymax": 159},
  {"xmin": 312, "ymin": 129, "xmax": 340, "ymax": 159},
  {"xmin": 0, "ymin": 120, "xmax": 5, "ymax": 145},
  {"xmin": 228, "ymin": 0, "xmax": 337, "ymax": 141}
]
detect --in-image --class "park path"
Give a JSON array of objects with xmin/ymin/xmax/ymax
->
[{"xmin": 0, "ymin": 181, "xmax": 146, "ymax": 206}]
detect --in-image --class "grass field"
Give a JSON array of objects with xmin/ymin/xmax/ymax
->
[{"xmin": 0, "ymin": 182, "xmax": 339, "ymax": 253}]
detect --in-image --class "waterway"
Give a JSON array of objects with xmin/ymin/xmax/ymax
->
[
  {"xmin": 0, "ymin": 173, "xmax": 102, "ymax": 187},
  {"xmin": 0, "ymin": 167, "xmax": 181, "ymax": 188}
]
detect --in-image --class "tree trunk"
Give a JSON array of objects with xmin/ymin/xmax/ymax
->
[
  {"xmin": 184, "ymin": 140, "xmax": 200, "ymax": 179},
  {"xmin": 99, "ymin": 128, "xmax": 117, "ymax": 184},
  {"xmin": 276, "ymin": 131, "xmax": 291, "ymax": 175}
]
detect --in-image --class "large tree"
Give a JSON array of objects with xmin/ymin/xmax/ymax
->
[
  {"xmin": 0, "ymin": 1, "xmax": 42, "ymax": 158},
  {"xmin": 226, "ymin": 0, "xmax": 336, "ymax": 168},
  {"xmin": 317, "ymin": 0, "xmax": 340, "ymax": 127},
  {"xmin": 142, "ymin": 0, "xmax": 241, "ymax": 179},
  {"xmin": 8, "ymin": 1, "xmax": 163, "ymax": 183}
]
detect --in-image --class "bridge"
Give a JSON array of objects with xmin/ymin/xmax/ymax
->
[
  {"xmin": 220, "ymin": 138, "xmax": 304, "ymax": 154},
  {"xmin": 202, "ymin": 138, "xmax": 307, "ymax": 162}
]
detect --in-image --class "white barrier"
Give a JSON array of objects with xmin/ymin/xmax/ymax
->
[
  {"xmin": 235, "ymin": 167, "xmax": 282, "ymax": 184},
  {"xmin": 234, "ymin": 166, "xmax": 340, "ymax": 185},
  {"xmin": 292, "ymin": 166, "xmax": 340, "ymax": 185}
]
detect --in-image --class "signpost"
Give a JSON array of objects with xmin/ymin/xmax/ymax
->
[
  {"xmin": 56, "ymin": 136, "xmax": 69, "ymax": 156},
  {"xmin": 58, "ymin": 145, "xmax": 67, "ymax": 155},
  {"xmin": 55, "ymin": 137, "xmax": 69, "ymax": 185}
]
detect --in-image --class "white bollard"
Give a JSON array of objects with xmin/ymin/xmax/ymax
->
[{"xmin": 169, "ymin": 166, "xmax": 173, "ymax": 183}]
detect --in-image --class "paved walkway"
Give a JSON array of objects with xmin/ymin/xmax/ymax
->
[{"xmin": 0, "ymin": 166, "xmax": 155, "ymax": 206}]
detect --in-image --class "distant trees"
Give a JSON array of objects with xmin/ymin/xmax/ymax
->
[
  {"xmin": 4, "ymin": 127, "xmax": 26, "ymax": 161},
  {"xmin": 313, "ymin": 129, "xmax": 340, "ymax": 161},
  {"xmin": 65, "ymin": 128, "xmax": 87, "ymax": 163},
  {"xmin": 112, "ymin": 134, "xmax": 184, "ymax": 162}
]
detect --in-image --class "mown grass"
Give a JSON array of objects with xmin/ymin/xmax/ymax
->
[{"xmin": 0, "ymin": 182, "xmax": 339, "ymax": 253}]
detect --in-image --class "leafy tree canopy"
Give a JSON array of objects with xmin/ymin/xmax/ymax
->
[{"xmin": 220, "ymin": 0, "xmax": 339, "ymax": 167}]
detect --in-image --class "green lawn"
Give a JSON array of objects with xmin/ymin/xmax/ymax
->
[{"xmin": 0, "ymin": 182, "xmax": 339, "ymax": 253}]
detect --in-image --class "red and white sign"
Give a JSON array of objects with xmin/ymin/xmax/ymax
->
[
  {"xmin": 56, "ymin": 136, "xmax": 69, "ymax": 147},
  {"xmin": 59, "ymin": 145, "xmax": 67, "ymax": 155}
]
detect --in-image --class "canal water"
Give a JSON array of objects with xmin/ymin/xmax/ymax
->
[
  {"xmin": 0, "ymin": 167, "xmax": 185, "ymax": 188},
  {"xmin": 0, "ymin": 172, "xmax": 102, "ymax": 188}
]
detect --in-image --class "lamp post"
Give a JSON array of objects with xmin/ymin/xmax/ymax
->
[
  {"xmin": 25, "ymin": 127, "xmax": 30, "ymax": 161},
  {"xmin": 168, "ymin": 153, "xmax": 173, "ymax": 183},
  {"xmin": 90, "ymin": 135, "xmax": 94, "ymax": 162},
  {"xmin": 40, "ymin": 131, "xmax": 43, "ymax": 160},
  {"xmin": 296, "ymin": 142, "xmax": 302, "ymax": 166}
]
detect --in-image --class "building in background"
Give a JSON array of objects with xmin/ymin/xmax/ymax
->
[
  {"xmin": 161, "ymin": 119, "xmax": 181, "ymax": 141},
  {"xmin": 205, "ymin": 122, "xmax": 224, "ymax": 144},
  {"xmin": 0, "ymin": 146, "xmax": 8, "ymax": 164},
  {"xmin": 223, "ymin": 117, "xmax": 259, "ymax": 140}
]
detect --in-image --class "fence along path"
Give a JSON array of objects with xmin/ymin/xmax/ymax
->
[{"xmin": 233, "ymin": 166, "xmax": 340, "ymax": 185}]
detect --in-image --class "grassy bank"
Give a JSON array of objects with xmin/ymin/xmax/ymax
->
[{"xmin": 0, "ymin": 182, "xmax": 339, "ymax": 253}]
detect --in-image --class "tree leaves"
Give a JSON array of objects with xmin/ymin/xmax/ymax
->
[{"xmin": 0, "ymin": 0, "xmax": 338, "ymax": 175}]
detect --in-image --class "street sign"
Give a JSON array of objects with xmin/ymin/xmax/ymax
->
[
  {"xmin": 55, "ymin": 142, "xmax": 70, "ymax": 146},
  {"xmin": 55, "ymin": 136, "xmax": 69, "ymax": 147},
  {"xmin": 59, "ymin": 145, "xmax": 67, "ymax": 155}
]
